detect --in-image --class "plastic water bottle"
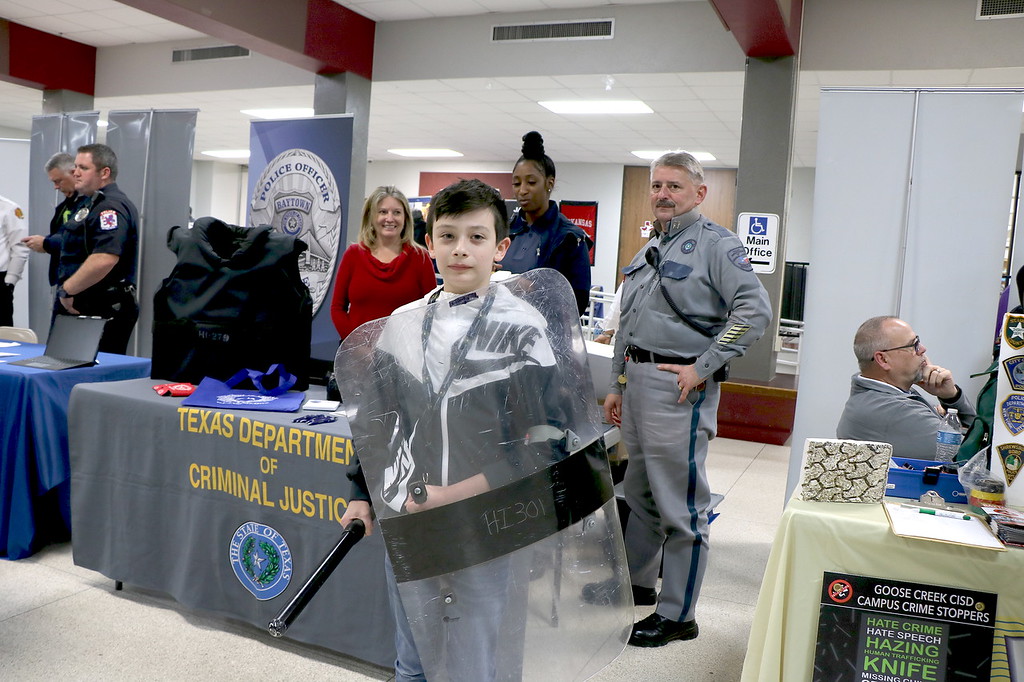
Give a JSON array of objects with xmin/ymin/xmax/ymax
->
[{"xmin": 935, "ymin": 409, "xmax": 962, "ymax": 462}]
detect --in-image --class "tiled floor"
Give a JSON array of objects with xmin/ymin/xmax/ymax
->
[{"xmin": 0, "ymin": 437, "xmax": 790, "ymax": 681}]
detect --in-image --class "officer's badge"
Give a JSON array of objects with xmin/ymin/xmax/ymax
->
[
  {"xmin": 996, "ymin": 443, "xmax": 1024, "ymax": 486},
  {"xmin": 14, "ymin": 207, "xmax": 24, "ymax": 219},
  {"xmin": 250, "ymin": 149, "xmax": 341, "ymax": 316},
  {"xmin": 230, "ymin": 521, "xmax": 293, "ymax": 600},
  {"xmin": 1005, "ymin": 315, "xmax": 1024, "ymax": 350},
  {"xmin": 682, "ymin": 239, "xmax": 696, "ymax": 254},
  {"xmin": 727, "ymin": 246, "xmax": 753, "ymax": 271},
  {"xmin": 99, "ymin": 210, "xmax": 118, "ymax": 231},
  {"xmin": 74, "ymin": 207, "xmax": 89, "ymax": 222},
  {"xmin": 1003, "ymin": 357, "xmax": 1024, "ymax": 392},
  {"xmin": 1001, "ymin": 394, "xmax": 1024, "ymax": 435}
]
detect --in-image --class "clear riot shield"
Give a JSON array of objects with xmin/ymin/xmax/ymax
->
[{"xmin": 336, "ymin": 269, "xmax": 631, "ymax": 682}]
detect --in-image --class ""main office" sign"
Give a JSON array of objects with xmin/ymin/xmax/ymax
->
[{"xmin": 736, "ymin": 212, "xmax": 779, "ymax": 275}]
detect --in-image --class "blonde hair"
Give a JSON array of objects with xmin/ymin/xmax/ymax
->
[{"xmin": 358, "ymin": 186, "xmax": 417, "ymax": 249}]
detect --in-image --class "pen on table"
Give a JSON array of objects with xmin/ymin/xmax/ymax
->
[{"xmin": 900, "ymin": 503, "xmax": 971, "ymax": 521}]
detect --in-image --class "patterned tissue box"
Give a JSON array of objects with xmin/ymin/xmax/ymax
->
[{"xmin": 800, "ymin": 438, "xmax": 892, "ymax": 503}]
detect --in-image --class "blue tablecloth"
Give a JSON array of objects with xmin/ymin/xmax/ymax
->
[{"xmin": 0, "ymin": 342, "xmax": 151, "ymax": 559}]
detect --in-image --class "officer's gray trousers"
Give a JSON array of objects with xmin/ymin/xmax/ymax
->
[{"xmin": 620, "ymin": 360, "xmax": 718, "ymax": 623}]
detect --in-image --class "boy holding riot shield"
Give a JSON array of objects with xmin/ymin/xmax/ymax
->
[{"xmin": 337, "ymin": 180, "xmax": 630, "ymax": 681}]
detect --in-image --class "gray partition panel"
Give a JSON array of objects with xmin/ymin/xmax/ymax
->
[
  {"xmin": 106, "ymin": 109, "xmax": 197, "ymax": 358},
  {"xmin": 788, "ymin": 88, "xmax": 1024, "ymax": 496},
  {"xmin": 27, "ymin": 113, "xmax": 98, "ymax": 339}
]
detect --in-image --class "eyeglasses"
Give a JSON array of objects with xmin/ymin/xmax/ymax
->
[{"xmin": 880, "ymin": 336, "xmax": 922, "ymax": 354}]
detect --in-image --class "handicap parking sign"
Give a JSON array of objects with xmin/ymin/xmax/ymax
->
[{"xmin": 748, "ymin": 216, "xmax": 768, "ymax": 235}]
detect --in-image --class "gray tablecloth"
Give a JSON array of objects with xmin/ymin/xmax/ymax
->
[{"xmin": 69, "ymin": 378, "xmax": 394, "ymax": 667}]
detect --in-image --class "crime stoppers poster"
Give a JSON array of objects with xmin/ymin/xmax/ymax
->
[{"xmin": 813, "ymin": 572, "xmax": 997, "ymax": 682}]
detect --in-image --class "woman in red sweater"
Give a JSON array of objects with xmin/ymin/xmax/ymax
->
[{"xmin": 330, "ymin": 186, "xmax": 437, "ymax": 340}]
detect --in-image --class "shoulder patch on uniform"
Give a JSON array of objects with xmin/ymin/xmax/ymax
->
[
  {"xmin": 727, "ymin": 246, "xmax": 753, "ymax": 271},
  {"xmin": 704, "ymin": 222, "xmax": 733, "ymax": 238},
  {"xmin": 718, "ymin": 324, "xmax": 751, "ymax": 346},
  {"xmin": 99, "ymin": 210, "xmax": 119, "ymax": 231},
  {"xmin": 14, "ymin": 207, "xmax": 24, "ymax": 219}
]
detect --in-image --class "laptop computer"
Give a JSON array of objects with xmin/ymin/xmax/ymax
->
[{"xmin": 9, "ymin": 315, "xmax": 108, "ymax": 370}]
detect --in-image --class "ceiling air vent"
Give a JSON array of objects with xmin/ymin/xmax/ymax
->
[
  {"xmin": 492, "ymin": 19, "xmax": 614, "ymax": 43},
  {"xmin": 172, "ymin": 45, "xmax": 251, "ymax": 63},
  {"xmin": 977, "ymin": 0, "xmax": 1024, "ymax": 19}
]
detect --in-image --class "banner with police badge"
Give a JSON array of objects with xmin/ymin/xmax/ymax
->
[
  {"xmin": 248, "ymin": 115, "xmax": 353, "ymax": 366},
  {"xmin": 992, "ymin": 313, "xmax": 1024, "ymax": 506}
]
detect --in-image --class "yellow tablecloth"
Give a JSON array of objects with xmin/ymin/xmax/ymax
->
[{"xmin": 741, "ymin": 498, "xmax": 1024, "ymax": 681}]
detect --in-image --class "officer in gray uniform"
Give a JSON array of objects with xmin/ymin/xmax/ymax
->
[{"xmin": 604, "ymin": 151, "xmax": 771, "ymax": 647}]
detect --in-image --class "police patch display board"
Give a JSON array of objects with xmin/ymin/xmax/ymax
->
[
  {"xmin": 992, "ymin": 313, "xmax": 1024, "ymax": 506},
  {"xmin": 248, "ymin": 116, "xmax": 353, "ymax": 366},
  {"xmin": 812, "ymin": 571, "xmax": 996, "ymax": 681}
]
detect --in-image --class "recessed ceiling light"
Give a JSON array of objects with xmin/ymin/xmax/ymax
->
[
  {"xmin": 240, "ymin": 108, "xmax": 314, "ymax": 119},
  {"xmin": 202, "ymin": 149, "xmax": 251, "ymax": 159},
  {"xmin": 387, "ymin": 148, "xmax": 463, "ymax": 158},
  {"xmin": 539, "ymin": 100, "xmax": 653, "ymax": 115},
  {"xmin": 631, "ymin": 150, "xmax": 717, "ymax": 162}
]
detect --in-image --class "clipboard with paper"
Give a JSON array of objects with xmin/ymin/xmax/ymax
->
[{"xmin": 882, "ymin": 500, "xmax": 1006, "ymax": 551}]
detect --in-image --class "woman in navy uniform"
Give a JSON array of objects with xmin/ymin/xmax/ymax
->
[{"xmin": 503, "ymin": 131, "xmax": 592, "ymax": 315}]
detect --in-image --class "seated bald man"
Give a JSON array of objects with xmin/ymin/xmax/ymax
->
[{"xmin": 836, "ymin": 315, "xmax": 976, "ymax": 460}]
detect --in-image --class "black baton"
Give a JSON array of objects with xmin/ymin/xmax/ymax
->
[{"xmin": 267, "ymin": 519, "xmax": 366, "ymax": 637}]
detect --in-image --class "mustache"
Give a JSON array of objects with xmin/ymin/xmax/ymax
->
[{"xmin": 655, "ymin": 200, "xmax": 675, "ymax": 208}]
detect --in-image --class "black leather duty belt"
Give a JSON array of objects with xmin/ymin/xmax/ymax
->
[{"xmin": 625, "ymin": 345, "xmax": 695, "ymax": 365}]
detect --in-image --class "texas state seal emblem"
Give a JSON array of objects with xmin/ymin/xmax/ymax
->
[{"xmin": 229, "ymin": 521, "xmax": 293, "ymax": 600}]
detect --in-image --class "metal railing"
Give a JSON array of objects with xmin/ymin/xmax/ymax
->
[
  {"xmin": 581, "ymin": 288, "xmax": 618, "ymax": 339},
  {"xmin": 778, "ymin": 317, "xmax": 804, "ymax": 375}
]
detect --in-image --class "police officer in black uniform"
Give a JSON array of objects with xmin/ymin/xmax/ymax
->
[
  {"xmin": 55, "ymin": 143, "xmax": 139, "ymax": 354},
  {"xmin": 23, "ymin": 152, "xmax": 85, "ymax": 288}
]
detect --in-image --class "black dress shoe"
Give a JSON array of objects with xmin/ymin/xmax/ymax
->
[
  {"xmin": 582, "ymin": 579, "xmax": 658, "ymax": 606},
  {"xmin": 628, "ymin": 613, "xmax": 699, "ymax": 647}
]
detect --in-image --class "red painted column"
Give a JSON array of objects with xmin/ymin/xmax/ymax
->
[
  {"xmin": 707, "ymin": 0, "xmax": 803, "ymax": 57},
  {"xmin": 116, "ymin": 0, "xmax": 374, "ymax": 77},
  {"xmin": 0, "ymin": 20, "xmax": 96, "ymax": 94}
]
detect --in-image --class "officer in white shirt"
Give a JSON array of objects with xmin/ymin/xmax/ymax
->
[{"xmin": 0, "ymin": 194, "xmax": 29, "ymax": 326}]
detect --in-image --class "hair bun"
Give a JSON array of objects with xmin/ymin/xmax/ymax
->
[{"xmin": 521, "ymin": 131, "xmax": 545, "ymax": 159}]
